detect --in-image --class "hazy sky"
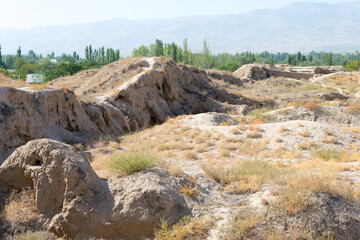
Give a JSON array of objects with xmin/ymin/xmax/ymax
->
[{"xmin": 0, "ymin": 0, "xmax": 352, "ymax": 29}]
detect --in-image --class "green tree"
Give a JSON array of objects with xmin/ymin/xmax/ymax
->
[
  {"xmin": 13, "ymin": 57, "xmax": 27, "ymax": 71},
  {"xmin": 154, "ymin": 39, "xmax": 164, "ymax": 57},
  {"xmin": 85, "ymin": 46, "xmax": 89, "ymax": 60},
  {"xmin": 202, "ymin": 39, "xmax": 212, "ymax": 69},
  {"xmin": 0, "ymin": 45, "xmax": 2, "ymax": 68},
  {"xmin": 170, "ymin": 43, "xmax": 177, "ymax": 61},
  {"xmin": 345, "ymin": 60, "xmax": 360, "ymax": 72},
  {"xmin": 16, "ymin": 46, "xmax": 21, "ymax": 57},
  {"xmin": 115, "ymin": 49, "xmax": 120, "ymax": 60},
  {"xmin": 132, "ymin": 45, "xmax": 150, "ymax": 57},
  {"xmin": 183, "ymin": 38, "xmax": 189, "ymax": 64},
  {"xmin": 286, "ymin": 54, "xmax": 292, "ymax": 65}
]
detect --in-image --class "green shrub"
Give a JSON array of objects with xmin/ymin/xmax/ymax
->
[
  {"xmin": 107, "ymin": 152, "xmax": 158, "ymax": 175},
  {"xmin": 310, "ymin": 148, "xmax": 342, "ymax": 161}
]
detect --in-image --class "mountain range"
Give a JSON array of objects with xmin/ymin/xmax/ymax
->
[{"xmin": 1, "ymin": 1, "xmax": 360, "ymax": 56}]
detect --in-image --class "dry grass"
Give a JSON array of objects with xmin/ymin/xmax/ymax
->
[
  {"xmin": 154, "ymin": 216, "xmax": 212, "ymax": 240},
  {"xmin": 245, "ymin": 131, "xmax": 262, "ymax": 139},
  {"xmin": 179, "ymin": 176, "xmax": 200, "ymax": 198},
  {"xmin": 202, "ymin": 160, "xmax": 291, "ymax": 194},
  {"xmin": 168, "ymin": 165, "xmax": 184, "ymax": 178},
  {"xmin": 279, "ymin": 186, "xmax": 312, "ymax": 215},
  {"xmin": 273, "ymin": 137, "xmax": 282, "ymax": 143},
  {"xmin": 298, "ymin": 130, "xmax": 310, "ymax": 137},
  {"xmin": 218, "ymin": 149, "xmax": 231, "ymax": 158},
  {"xmin": 310, "ymin": 147, "xmax": 343, "ymax": 162},
  {"xmin": 238, "ymin": 140, "xmax": 268, "ymax": 156},
  {"xmin": 194, "ymin": 144, "xmax": 208, "ymax": 153},
  {"xmin": 231, "ymin": 128, "xmax": 240, "ymax": 135},
  {"xmin": 296, "ymin": 140, "xmax": 316, "ymax": 150},
  {"xmin": 304, "ymin": 101, "xmax": 319, "ymax": 111},
  {"xmin": 284, "ymin": 173, "xmax": 360, "ymax": 203},
  {"xmin": 180, "ymin": 150, "xmax": 198, "ymax": 160},
  {"xmin": 350, "ymin": 127, "xmax": 360, "ymax": 134},
  {"xmin": 224, "ymin": 211, "xmax": 265, "ymax": 240},
  {"xmin": 277, "ymin": 126, "xmax": 288, "ymax": 134},
  {"xmin": 273, "ymin": 144, "xmax": 286, "ymax": 152},
  {"xmin": 321, "ymin": 135, "xmax": 337, "ymax": 144},
  {"xmin": 108, "ymin": 141, "xmax": 121, "ymax": 149},
  {"xmin": 3, "ymin": 189, "xmax": 38, "ymax": 225}
]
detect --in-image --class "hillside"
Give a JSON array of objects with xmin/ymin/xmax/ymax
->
[{"xmin": 1, "ymin": 2, "xmax": 360, "ymax": 55}]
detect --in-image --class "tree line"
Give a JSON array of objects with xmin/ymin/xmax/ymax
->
[
  {"xmin": 0, "ymin": 45, "xmax": 120, "ymax": 82},
  {"xmin": 1, "ymin": 40, "xmax": 360, "ymax": 83},
  {"xmin": 132, "ymin": 39, "xmax": 360, "ymax": 72}
]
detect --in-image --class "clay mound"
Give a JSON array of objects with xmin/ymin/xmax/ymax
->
[
  {"xmin": 0, "ymin": 87, "xmax": 98, "ymax": 162},
  {"xmin": 206, "ymin": 69, "xmax": 243, "ymax": 85},
  {"xmin": 0, "ymin": 57, "xmax": 272, "ymax": 163},
  {"xmin": 48, "ymin": 57, "xmax": 267, "ymax": 133},
  {"xmin": 268, "ymin": 106, "xmax": 360, "ymax": 126},
  {"xmin": 234, "ymin": 64, "xmax": 344, "ymax": 81},
  {"xmin": 249, "ymin": 187, "xmax": 360, "ymax": 239},
  {"xmin": 0, "ymin": 139, "xmax": 189, "ymax": 239},
  {"xmin": 312, "ymin": 71, "xmax": 360, "ymax": 84}
]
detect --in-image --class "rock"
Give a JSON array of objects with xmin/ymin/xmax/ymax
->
[
  {"xmin": 0, "ymin": 87, "xmax": 98, "ymax": 163},
  {"xmin": 0, "ymin": 139, "xmax": 189, "ymax": 239},
  {"xmin": 184, "ymin": 112, "xmax": 239, "ymax": 127},
  {"xmin": 314, "ymin": 92, "xmax": 349, "ymax": 101}
]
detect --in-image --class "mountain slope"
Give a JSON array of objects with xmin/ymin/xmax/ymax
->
[{"xmin": 1, "ymin": 1, "xmax": 360, "ymax": 55}]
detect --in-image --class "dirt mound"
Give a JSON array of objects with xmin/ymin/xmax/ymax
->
[
  {"xmin": 268, "ymin": 106, "xmax": 360, "ymax": 126},
  {"xmin": 205, "ymin": 69, "xmax": 243, "ymax": 85},
  {"xmin": 0, "ymin": 139, "xmax": 189, "ymax": 239},
  {"xmin": 248, "ymin": 187, "xmax": 360, "ymax": 239},
  {"xmin": 0, "ymin": 58, "xmax": 271, "ymax": 162},
  {"xmin": 0, "ymin": 87, "xmax": 98, "ymax": 162},
  {"xmin": 234, "ymin": 64, "xmax": 343, "ymax": 81}
]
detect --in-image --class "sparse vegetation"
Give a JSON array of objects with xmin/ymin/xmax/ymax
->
[
  {"xmin": 8, "ymin": 231, "xmax": 57, "ymax": 240},
  {"xmin": 310, "ymin": 147, "xmax": 343, "ymax": 161},
  {"xmin": 154, "ymin": 216, "xmax": 211, "ymax": 240},
  {"xmin": 202, "ymin": 160, "xmax": 291, "ymax": 193},
  {"xmin": 107, "ymin": 152, "xmax": 158, "ymax": 175}
]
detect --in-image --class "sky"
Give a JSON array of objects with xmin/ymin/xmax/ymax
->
[{"xmin": 0, "ymin": 0, "xmax": 352, "ymax": 29}]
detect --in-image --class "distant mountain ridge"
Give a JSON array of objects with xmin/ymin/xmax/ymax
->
[{"xmin": 1, "ymin": 1, "xmax": 360, "ymax": 56}]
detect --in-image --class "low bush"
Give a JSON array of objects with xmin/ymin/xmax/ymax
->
[{"xmin": 107, "ymin": 152, "xmax": 158, "ymax": 175}]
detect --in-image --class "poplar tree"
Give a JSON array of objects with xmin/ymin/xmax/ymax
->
[{"xmin": 16, "ymin": 46, "xmax": 21, "ymax": 57}]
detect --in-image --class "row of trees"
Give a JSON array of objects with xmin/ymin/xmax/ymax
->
[
  {"xmin": 84, "ymin": 44, "xmax": 120, "ymax": 65},
  {"xmin": 0, "ymin": 45, "xmax": 121, "ymax": 82},
  {"xmin": 131, "ymin": 39, "xmax": 360, "ymax": 72},
  {"xmin": 1, "ymin": 40, "xmax": 360, "ymax": 82}
]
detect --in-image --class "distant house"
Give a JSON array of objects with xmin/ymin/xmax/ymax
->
[
  {"xmin": 50, "ymin": 59, "xmax": 57, "ymax": 64},
  {"xmin": 25, "ymin": 74, "xmax": 44, "ymax": 83}
]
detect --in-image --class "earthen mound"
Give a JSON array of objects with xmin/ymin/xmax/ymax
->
[{"xmin": 0, "ymin": 139, "xmax": 189, "ymax": 239}]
